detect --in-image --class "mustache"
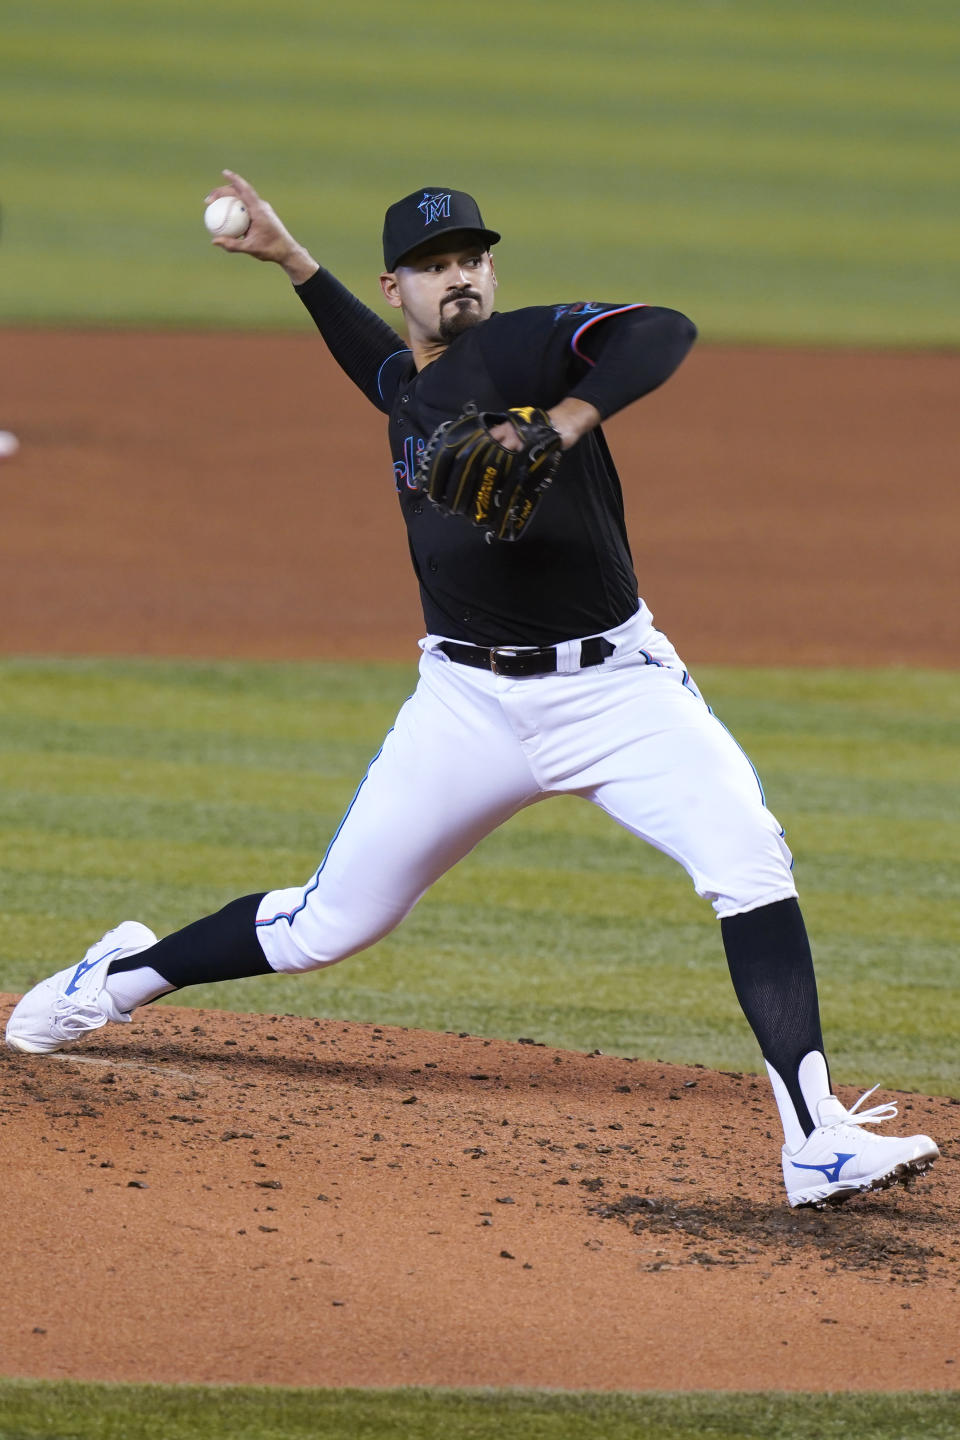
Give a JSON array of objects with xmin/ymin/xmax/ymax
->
[{"xmin": 442, "ymin": 288, "xmax": 482, "ymax": 306}]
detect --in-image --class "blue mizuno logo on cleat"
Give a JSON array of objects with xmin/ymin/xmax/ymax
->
[
  {"xmin": 65, "ymin": 947, "xmax": 120, "ymax": 996},
  {"xmin": 791, "ymin": 1152, "xmax": 856, "ymax": 1185}
]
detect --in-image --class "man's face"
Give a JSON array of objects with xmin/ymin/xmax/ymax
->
[{"xmin": 380, "ymin": 240, "xmax": 497, "ymax": 348}]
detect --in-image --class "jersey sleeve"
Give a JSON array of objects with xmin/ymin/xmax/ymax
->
[
  {"xmin": 481, "ymin": 303, "xmax": 696, "ymax": 419},
  {"xmin": 547, "ymin": 302, "xmax": 697, "ymax": 418},
  {"xmin": 564, "ymin": 303, "xmax": 699, "ymax": 417},
  {"xmin": 295, "ymin": 266, "xmax": 411, "ymax": 414}
]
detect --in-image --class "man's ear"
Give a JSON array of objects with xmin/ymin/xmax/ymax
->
[
  {"xmin": 489, "ymin": 255, "xmax": 497, "ymax": 290},
  {"xmin": 380, "ymin": 272, "xmax": 403, "ymax": 309}
]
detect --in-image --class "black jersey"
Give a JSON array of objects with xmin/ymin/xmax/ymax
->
[
  {"xmin": 383, "ymin": 304, "xmax": 650, "ymax": 644},
  {"xmin": 296, "ymin": 274, "xmax": 695, "ymax": 646}
]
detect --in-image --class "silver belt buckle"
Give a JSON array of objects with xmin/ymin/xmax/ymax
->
[{"xmin": 489, "ymin": 647, "xmax": 508, "ymax": 675}]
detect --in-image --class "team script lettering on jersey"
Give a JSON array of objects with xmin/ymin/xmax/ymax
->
[{"xmin": 393, "ymin": 434, "xmax": 426, "ymax": 491}]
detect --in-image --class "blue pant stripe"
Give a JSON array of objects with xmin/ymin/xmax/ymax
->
[{"xmin": 256, "ymin": 734, "xmax": 391, "ymax": 930}]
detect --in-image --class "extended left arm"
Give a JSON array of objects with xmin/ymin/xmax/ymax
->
[
  {"xmin": 560, "ymin": 304, "xmax": 696, "ymax": 440},
  {"xmin": 493, "ymin": 305, "xmax": 697, "ymax": 452}
]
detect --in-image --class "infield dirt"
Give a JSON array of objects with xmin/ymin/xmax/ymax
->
[
  {"xmin": 0, "ymin": 330, "xmax": 957, "ymax": 1392},
  {"xmin": 1, "ymin": 1006, "xmax": 958, "ymax": 1392}
]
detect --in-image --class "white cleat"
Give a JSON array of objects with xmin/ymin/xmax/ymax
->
[
  {"xmin": 783, "ymin": 1086, "xmax": 939, "ymax": 1209},
  {"xmin": 5, "ymin": 921, "xmax": 158, "ymax": 1055}
]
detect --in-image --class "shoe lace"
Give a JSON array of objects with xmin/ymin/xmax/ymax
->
[
  {"xmin": 52, "ymin": 995, "xmax": 110, "ymax": 1039},
  {"xmin": 835, "ymin": 1084, "xmax": 898, "ymax": 1128}
]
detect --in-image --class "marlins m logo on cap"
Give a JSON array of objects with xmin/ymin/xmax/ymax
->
[
  {"xmin": 418, "ymin": 191, "xmax": 452, "ymax": 226},
  {"xmin": 382, "ymin": 187, "xmax": 501, "ymax": 271}
]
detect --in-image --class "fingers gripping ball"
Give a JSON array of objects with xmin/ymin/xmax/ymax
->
[
  {"xmin": 204, "ymin": 196, "xmax": 250, "ymax": 238},
  {"xmin": 415, "ymin": 404, "xmax": 562, "ymax": 541}
]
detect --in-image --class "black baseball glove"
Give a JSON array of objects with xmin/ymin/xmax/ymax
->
[{"xmin": 413, "ymin": 403, "xmax": 563, "ymax": 541}]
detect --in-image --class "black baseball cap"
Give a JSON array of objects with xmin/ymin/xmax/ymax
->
[{"xmin": 382, "ymin": 187, "xmax": 500, "ymax": 271}]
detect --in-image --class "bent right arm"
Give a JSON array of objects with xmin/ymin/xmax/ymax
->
[{"xmin": 205, "ymin": 170, "xmax": 408, "ymax": 413}]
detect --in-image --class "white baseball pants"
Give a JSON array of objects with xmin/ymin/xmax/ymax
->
[{"xmin": 255, "ymin": 601, "xmax": 797, "ymax": 974}]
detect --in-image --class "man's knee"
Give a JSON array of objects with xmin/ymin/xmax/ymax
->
[
  {"xmin": 256, "ymin": 890, "xmax": 402, "ymax": 974},
  {"xmin": 695, "ymin": 813, "xmax": 797, "ymax": 919}
]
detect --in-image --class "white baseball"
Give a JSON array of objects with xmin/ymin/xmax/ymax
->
[
  {"xmin": 0, "ymin": 430, "xmax": 19, "ymax": 459},
  {"xmin": 204, "ymin": 196, "xmax": 250, "ymax": 238}
]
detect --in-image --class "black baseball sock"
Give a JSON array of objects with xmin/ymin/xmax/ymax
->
[
  {"xmin": 721, "ymin": 897, "xmax": 828, "ymax": 1139},
  {"xmin": 108, "ymin": 893, "xmax": 272, "ymax": 991}
]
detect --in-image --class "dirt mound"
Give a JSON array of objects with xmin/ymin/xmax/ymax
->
[{"xmin": 2, "ymin": 999, "xmax": 957, "ymax": 1391}]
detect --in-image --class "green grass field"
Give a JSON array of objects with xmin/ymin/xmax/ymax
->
[
  {"xmin": 2, "ymin": 1380, "xmax": 960, "ymax": 1440},
  {"xmin": 1, "ymin": 657, "xmax": 957, "ymax": 1098},
  {"xmin": 2, "ymin": 0, "xmax": 958, "ymax": 342}
]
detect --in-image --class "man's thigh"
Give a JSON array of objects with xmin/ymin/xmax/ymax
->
[
  {"xmin": 560, "ymin": 662, "xmax": 797, "ymax": 917},
  {"xmin": 257, "ymin": 658, "xmax": 541, "ymax": 972}
]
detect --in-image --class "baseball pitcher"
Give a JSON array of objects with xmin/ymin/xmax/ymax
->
[{"xmin": 6, "ymin": 174, "xmax": 938, "ymax": 1209}]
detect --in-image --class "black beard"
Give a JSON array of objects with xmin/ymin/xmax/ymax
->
[{"xmin": 438, "ymin": 299, "xmax": 482, "ymax": 343}]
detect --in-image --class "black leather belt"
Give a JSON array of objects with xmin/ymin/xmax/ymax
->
[{"xmin": 437, "ymin": 636, "xmax": 616, "ymax": 677}]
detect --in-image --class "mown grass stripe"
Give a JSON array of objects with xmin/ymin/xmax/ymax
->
[
  {"xmin": 1, "ymin": 1379, "xmax": 959, "ymax": 1440},
  {"xmin": 0, "ymin": 0, "xmax": 957, "ymax": 341}
]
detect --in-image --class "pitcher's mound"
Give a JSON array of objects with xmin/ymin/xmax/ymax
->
[{"xmin": 2, "ymin": 1001, "xmax": 957, "ymax": 1391}]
